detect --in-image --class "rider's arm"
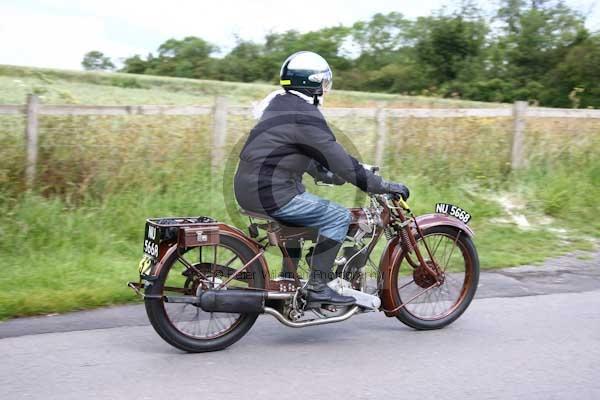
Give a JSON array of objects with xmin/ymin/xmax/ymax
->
[
  {"xmin": 306, "ymin": 160, "xmax": 346, "ymax": 185},
  {"xmin": 295, "ymin": 112, "xmax": 389, "ymax": 194}
]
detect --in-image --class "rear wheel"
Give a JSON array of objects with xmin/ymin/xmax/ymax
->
[
  {"xmin": 145, "ymin": 234, "xmax": 265, "ymax": 352},
  {"xmin": 392, "ymin": 225, "xmax": 479, "ymax": 330}
]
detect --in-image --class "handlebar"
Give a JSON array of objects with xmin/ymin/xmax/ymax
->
[
  {"xmin": 370, "ymin": 192, "xmax": 411, "ymax": 211},
  {"xmin": 314, "ymin": 162, "xmax": 411, "ymax": 209}
]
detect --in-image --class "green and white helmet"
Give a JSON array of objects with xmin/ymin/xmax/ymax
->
[{"xmin": 280, "ymin": 51, "xmax": 333, "ymax": 96}]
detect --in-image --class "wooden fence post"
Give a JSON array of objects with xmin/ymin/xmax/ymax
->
[
  {"xmin": 511, "ymin": 101, "xmax": 528, "ymax": 170},
  {"xmin": 211, "ymin": 96, "xmax": 228, "ymax": 169},
  {"xmin": 25, "ymin": 94, "xmax": 40, "ymax": 190},
  {"xmin": 375, "ymin": 107, "xmax": 388, "ymax": 167}
]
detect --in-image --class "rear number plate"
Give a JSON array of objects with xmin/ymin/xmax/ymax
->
[
  {"xmin": 435, "ymin": 203, "xmax": 471, "ymax": 224},
  {"xmin": 143, "ymin": 224, "xmax": 159, "ymax": 259}
]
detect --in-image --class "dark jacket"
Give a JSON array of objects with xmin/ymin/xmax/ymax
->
[{"xmin": 234, "ymin": 92, "xmax": 387, "ymax": 215}]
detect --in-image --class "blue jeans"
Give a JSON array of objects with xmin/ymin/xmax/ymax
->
[{"xmin": 270, "ymin": 192, "xmax": 351, "ymax": 242}]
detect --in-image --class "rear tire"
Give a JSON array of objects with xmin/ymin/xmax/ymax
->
[
  {"xmin": 393, "ymin": 225, "xmax": 479, "ymax": 330},
  {"xmin": 145, "ymin": 234, "xmax": 265, "ymax": 352}
]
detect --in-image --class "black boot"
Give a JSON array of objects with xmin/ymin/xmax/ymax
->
[
  {"xmin": 306, "ymin": 237, "xmax": 356, "ymax": 306},
  {"xmin": 279, "ymin": 239, "xmax": 301, "ymax": 279}
]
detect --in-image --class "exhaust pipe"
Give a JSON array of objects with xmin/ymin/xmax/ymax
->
[
  {"xmin": 198, "ymin": 290, "xmax": 267, "ymax": 313},
  {"xmin": 195, "ymin": 290, "xmax": 362, "ymax": 327}
]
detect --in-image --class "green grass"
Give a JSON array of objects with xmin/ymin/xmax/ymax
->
[
  {"xmin": 1, "ymin": 161, "xmax": 596, "ymax": 320},
  {"xmin": 0, "ymin": 64, "xmax": 598, "ymax": 320}
]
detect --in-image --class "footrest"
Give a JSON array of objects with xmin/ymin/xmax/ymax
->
[{"xmin": 127, "ymin": 281, "xmax": 145, "ymax": 296}]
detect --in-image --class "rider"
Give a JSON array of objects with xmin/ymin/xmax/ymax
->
[{"xmin": 234, "ymin": 51, "xmax": 409, "ymax": 306}]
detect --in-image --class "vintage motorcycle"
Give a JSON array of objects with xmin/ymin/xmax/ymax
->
[{"xmin": 129, "ymin": 167, "xmax": 479, "ymax": 353}]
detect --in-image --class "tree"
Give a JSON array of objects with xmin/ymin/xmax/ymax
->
[
  {"xmin": 148, "ymin": 36, "xmax": 218, "ymax": 78},
  {"xmin": 81, "ymin": 51, "xmax": 115, "ymax": 71},
  {"xmin": 544, "ymin": 35, "xmax": 600, "ymax": 107},
  {"xmin": 219, "ymin": 39, "xmax": 265, "ymax": 82},
  {"xmin": 414, "ymin": 8, "xmax": 488, "ymax": 84},
  {"xmin": 352, "ymin": 12, "xmax": 410, "ymax": 53},
  {"xmin": 121, "ymin": 54, "xmax": 148, "ymax": 74},
  {"xmin": 494, "ymin": 0, "xmax": 588, "ymax": 100}
]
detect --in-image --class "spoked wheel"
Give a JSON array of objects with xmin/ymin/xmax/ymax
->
[
  {"xmin": 145, "ymin": 235, "xmax": 265, "ymax": 352},
  {"xmin": 392, "ymin": 225, "xmax": 479, "ymax": 330}
]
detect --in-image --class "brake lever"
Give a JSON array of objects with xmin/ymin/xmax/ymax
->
[{"xmin": 397, "ymin": 198, "xmax": 410, "ymax": 210}]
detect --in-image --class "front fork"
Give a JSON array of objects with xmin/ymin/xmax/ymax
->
[{"xmin": 395, "ymin": 201, "xmax": 444, "ymax": 285}]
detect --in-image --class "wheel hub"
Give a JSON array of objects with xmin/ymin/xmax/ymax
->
[
  {"xmin": 413, "ymin": 260, "xmax": 443, "ymax": 288},
  {"xmin": 183, "ymin": 272, "xmax": 224, "ymax": 307}
]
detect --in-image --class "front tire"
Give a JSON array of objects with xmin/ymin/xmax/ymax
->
[
  {"xmin": 145, "ymin": 234, "xmax": 266, "ymax": 352},
  {"xmin": 393, "ymin": 225, "xmax": 479, "ymax": 330}
]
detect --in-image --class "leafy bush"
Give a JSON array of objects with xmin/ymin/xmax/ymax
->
[{"xmin": 110, "ymin": 77, "xmax": 144, "ymax": 89}]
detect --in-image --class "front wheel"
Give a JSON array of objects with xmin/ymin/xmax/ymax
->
[{"xmin": 392, "ymin": 225, "xmax": 479, "ymax": 330}]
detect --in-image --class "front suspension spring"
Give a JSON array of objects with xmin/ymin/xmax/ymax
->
[
  {"xmin": 399, "ymin": 226, "xmax": 413, "ymax": 252},
  {"xmin": 384, "ymin": 227, "xmax": 395, "ymax": 240}
]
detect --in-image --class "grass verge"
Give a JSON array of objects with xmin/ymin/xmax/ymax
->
[{"xmin": 1, "ymin": 161, "xmax": 597, "ymax": 320}]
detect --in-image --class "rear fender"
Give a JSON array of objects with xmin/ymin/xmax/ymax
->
[{"xmin": 146, "ymin": 223, "xmax": 270, "ymax": 294}]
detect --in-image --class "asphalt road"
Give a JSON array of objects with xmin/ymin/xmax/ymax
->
[{"xmin": 1, "ymin": 250, "xmax": 599, "ymax": 400}]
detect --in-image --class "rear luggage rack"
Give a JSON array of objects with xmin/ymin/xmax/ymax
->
[
  {"xmin": 148, "ymin": 216, "xmax": 216, "ymax": 227},
  {"xmin": 143, "ymin": 216, "xmax": 219, "ymax": 258},
  {"xmin": 146, "ymin": 216, "xmax": 217, "ymax": 242}
]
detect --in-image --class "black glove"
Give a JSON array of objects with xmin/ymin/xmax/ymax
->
[{"xmin": 382, "ymin": 181, "xmax": 410, "ymax": 201}]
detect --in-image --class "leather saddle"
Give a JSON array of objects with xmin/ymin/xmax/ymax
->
[
  {"xmin": 239, "ymin": 208, "xmax": 274, "ymax": 221},
  {"xmin": 239, "ymin": 209, "xmax": 318, "ymax": 243}
]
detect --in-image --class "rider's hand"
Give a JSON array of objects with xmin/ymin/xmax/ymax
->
[{"xmin": 382, "ymin": 181, "xmax": 410, "ymax": 201}]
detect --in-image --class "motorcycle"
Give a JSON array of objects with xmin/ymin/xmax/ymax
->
[{"xmin": 129, "ymin": 166, "xmax": 479, "ymax": 353}]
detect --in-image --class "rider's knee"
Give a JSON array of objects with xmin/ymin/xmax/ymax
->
[{"xmin": 340, "ymin": 208, "xmax": 352, "ymax": 229}]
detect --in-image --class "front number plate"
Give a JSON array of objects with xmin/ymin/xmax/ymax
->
[{"xmin": 435, "ymin": 203, "xmax": 472, "ymax": 224}]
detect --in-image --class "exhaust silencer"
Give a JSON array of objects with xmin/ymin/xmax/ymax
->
[{"xmin": 198, "ymin": 290, "xmax": 266, "ymax": 313}]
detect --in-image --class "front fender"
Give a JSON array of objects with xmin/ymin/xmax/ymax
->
[
  {"xmin": 378, "ymin": 236, "xmax": 403, "ymax": 317},
  {"xmin": 413, "ymin": 213, "xmax": 474, "ymax": 237}
]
